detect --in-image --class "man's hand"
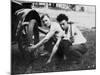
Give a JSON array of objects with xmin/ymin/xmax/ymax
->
[
  {"xmin": 28, "ymin": 44, "xmax": 36, "ymax": 52},
  {"xmin": 46, "ymin": 59, "xmax": 51, "ymax": 64}
]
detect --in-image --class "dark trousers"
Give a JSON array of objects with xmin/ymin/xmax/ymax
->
[
  {"xmin": 44, "ymin": 37, "xmax": 57, "ymax": 53},
  {"xmin": 57, "ymin": 40, "xmax": 87, "ymax": 60}
]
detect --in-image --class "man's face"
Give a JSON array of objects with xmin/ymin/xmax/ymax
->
[
  {"xmin": 59, "ymin": 20, "xmax": 68, "ymax": 30},
  {"xmin": 42, "ymin": 16, "xmax": 51, "ymax": 27}
]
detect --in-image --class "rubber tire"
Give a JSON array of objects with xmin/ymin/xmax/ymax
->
[{"xmin": 18, "ymin": 19, "xmax": 39, "ymax": 59}]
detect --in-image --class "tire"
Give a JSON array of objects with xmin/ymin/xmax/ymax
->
[{"xmin": 18, "ymin": 19, "xmax": 39, "ymax": 58}]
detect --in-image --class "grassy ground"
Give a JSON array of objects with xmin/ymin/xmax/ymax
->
[{"xmin": 11, "ymin": 29, "xmax": 96, "ymax": 74}]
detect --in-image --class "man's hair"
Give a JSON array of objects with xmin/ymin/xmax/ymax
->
[
  {"xmin": 40, "ymin": 14, "xmax": 50, "ymax": 20},
  {"xmin": 56, "ymin": 14, "xmax": 69, "ymax": 22}
]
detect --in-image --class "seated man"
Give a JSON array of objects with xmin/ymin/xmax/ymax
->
[
  {"xmin": 28, "ymin": 14, "xmax": 64, "ymax": 57},
  {"xmin": 46, "ymin": 14, "xmax": 88, "ymax": 64}
]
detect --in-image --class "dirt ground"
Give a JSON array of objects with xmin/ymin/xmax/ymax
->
[{"xmin": 11, "ymin": 29, "xmax": 96, "ymax": 74}]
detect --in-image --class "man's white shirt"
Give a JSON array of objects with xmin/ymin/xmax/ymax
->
[
  {"xmin": 42, "ymin": 22, "xmax": 87, "ymax": 45},
  {"xmin": 44, "ymin": 22, "xmax": 64, "ymax": 40},
  {"xmin": 63, "ymin": 25, "xmax": 87, "ymax": 45}
]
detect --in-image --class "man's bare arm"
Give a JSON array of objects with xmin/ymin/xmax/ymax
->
[
  {"xmin": 46, "ymin": 37, "xmax": 61, "ymax": 64},
  {"xmin": 30, "ymin": 30, "xmax": 55, "ymax": 50},
  {"xmin": 38, "ymin": 27, "xmax": 48, "ymax": 35}
]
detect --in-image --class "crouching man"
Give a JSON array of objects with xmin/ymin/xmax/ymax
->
[
  {"xmin": 28, "ymin": 14, "xmax": 65, "ymax": 58},
  {"xmin": 47, "ymin": 14, "xmax": 88, "ymax": 64}
]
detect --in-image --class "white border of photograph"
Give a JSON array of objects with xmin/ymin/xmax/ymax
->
[{"xmin": 0, "ymin": 0, "xmax": 98, "ymax": 75}]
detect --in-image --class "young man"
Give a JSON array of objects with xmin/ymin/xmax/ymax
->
[
  {"xmin": 28, "ymin": 14, "xmax": 64, "ymax": 57},
  {"xmin": 46, "ymin": 14, "xmax": 88, "ymax": 64}
]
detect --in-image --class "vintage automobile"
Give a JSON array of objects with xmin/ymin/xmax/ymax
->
[{"xmin": 11, "ymin": 1, "xmax": 46, "ymax": 58}]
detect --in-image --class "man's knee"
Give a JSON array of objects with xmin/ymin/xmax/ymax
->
[
  {"xmin": 80, "ymin": 44, "xmax": 88, "ymax": 55},
  {"xmin": 69, "ymin": 44, "xmax": 88, "ymax": 56},
  {"xmin": 60, "ymin": 40, "xmax": 72, "ymax": 48}
]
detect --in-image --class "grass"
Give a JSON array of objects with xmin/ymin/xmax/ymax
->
[{"xmin": 11, "ymin": 29, "xmax": 96, "ymax": 74}]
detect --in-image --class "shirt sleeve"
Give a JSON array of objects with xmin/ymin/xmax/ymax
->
[{"xmin": 50, "ymin": 23, "xmax": 57, "ymax": 32}]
